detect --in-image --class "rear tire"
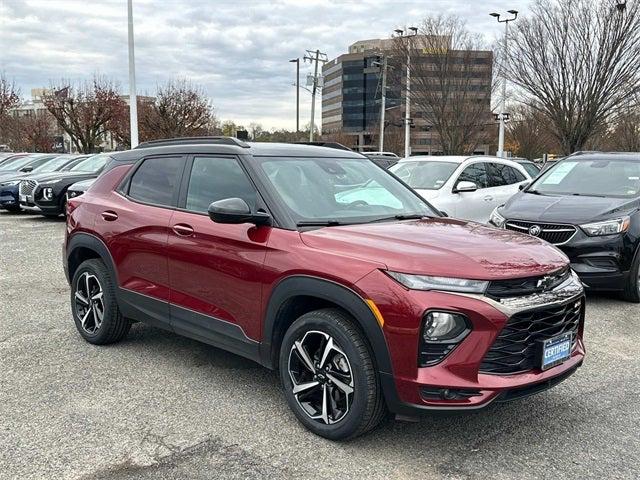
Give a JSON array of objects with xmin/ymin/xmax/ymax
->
[
  {"xmin": 622, "ymin": 250, "xmax": 640, "ymax": 303},
  {"xmin": 71, "ymin": 259, "xmax": 130, "ymax": 344},
  {"xmin": 279, "ymin": 308, "xmax": 386, "ymax": 440}
]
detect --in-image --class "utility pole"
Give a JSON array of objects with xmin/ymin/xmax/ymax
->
[
  {"xmin": 490, "ymin": 10, "xmax": 518, "ymax": 158},
  {"xmin": 394, "ymin": 27, "xmax": 417, "ymax": 158},
  {"xmin": 289, "ymin": 58, "xmax": 300, "ymax": 132},
  {"xmin": 304, "ymin": 49, "xmax": 327, "ymax": 142},
  {"xmin": 127, "ymin": 0, "xmax": 138, "ymax": 148}
]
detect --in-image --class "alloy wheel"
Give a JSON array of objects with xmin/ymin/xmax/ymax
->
[
  {"xmin": 74, "ymin": 272, "xmax": 105, "ymax": 334},
  {"xmin": 287, "ymin": 330, "xmax": 354, "ymax": 425}
]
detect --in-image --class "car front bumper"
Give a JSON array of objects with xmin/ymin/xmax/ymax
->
[
  {"xmin": 0, "ymin": 185, "xmax": 19, "ymax": 209},
  {"xmin": 356, "ymin": 269, "xmax": 586, "ymax": 415},
  {"xmin": 560, "ymin": 231, "xmax": 637, "ymax": 291}
]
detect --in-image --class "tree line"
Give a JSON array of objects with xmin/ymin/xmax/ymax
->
[{"xmin": 1, "ymin": 0, "xmax": 639, "ymax": 157}]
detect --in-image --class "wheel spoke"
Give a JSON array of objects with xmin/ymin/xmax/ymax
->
[
  {"xmin": 80, "ymin": 309, "xmax": 91, "ymax": 329},
  {"xmin": 91, "ymin": 291, "xmax": 103, "ymax": 301},
  {"xmin": 292, "ymin": 380, "xmax": 320, "ymax": 395},
  {"xmin": 320, "ymin": 384, "xmax": 329, "ymax": 424},
  {"xmin": 75, "ymin": 291, "xmax": 89, "ymax": 305},
  {"xmin": 84, "ymin": 273, "xmax": 91, "ymax": 299},
  {"xmin": 318, "ymin": 336, "xmax": 334, "ymax": 369},
  {"xmin": 293, "ymin": 340, "xmax": 316, "ymax": 374},
  {"xmin": 326, "ymin": 373, "xmax": 353, "ymax": 396}
]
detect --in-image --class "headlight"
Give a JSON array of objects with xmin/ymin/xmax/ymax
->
[
  {"xmin": 489, "ymin": 206, "xmax": 506, "ymax": 228},
  {"xmin": 423, "ymin": 311, "xmax": 469, "ymax": 342},
  {"xmin": 42, "ymin": 187, "xmax": 54, "ymax": 200},
  {"xmin": 0, "ymin": 180, "xmax": 20, "ymax": 187},
  {"xmin": 67, "ymin": 190, "xmax": 82, "ymax": 199},
  {"xmin": 387, "ymin": 271, "xmax": 489, "ymax": 293},
  {"xmin": 580, "ymin": 217, "xmax": 630, "ymax": 236}
]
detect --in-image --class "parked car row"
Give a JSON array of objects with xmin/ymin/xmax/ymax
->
[{"xmin": 0, "ymin": 153, "xmax": 109, "ymax": 217}]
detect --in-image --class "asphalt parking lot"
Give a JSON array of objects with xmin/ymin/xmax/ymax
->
[{"xmin": 1, "ymin": 210, "xmax": 639, "ymax": 480}]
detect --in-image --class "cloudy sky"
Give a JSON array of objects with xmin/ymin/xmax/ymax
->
[{"xmin": 0, "ymin": 0, "xmax": 530, "ymax": 130}]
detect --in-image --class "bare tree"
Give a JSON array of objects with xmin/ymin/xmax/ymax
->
[
  {"xmin": 506, "ymin": 0, "xmax": 640, "ymax": 154},
  {"xmin": 0, "ymin": 74, "xmax": 20, "ymax": 117},
  {"xmin": 392, "ymin": 15, "xmax": 495, "ymax": 155},
  {"xmin": 141, "ymin": 80, "xmax": 214, "ymax": 139},
  {"xmin": 43, "ymin": 77, "xmax": 127, "ymax": 153},
  {"xmin": 506, "ymin": 105, "xmax": 559, "ymax": 159}
]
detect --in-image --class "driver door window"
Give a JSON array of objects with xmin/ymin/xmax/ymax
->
[
  {"xmin": 456, "ymin": 163, "xmax": 488, "ymax": 190},
  {"xmin": 184, "ymin": 156, "xmax": 257, "ymax": 213}
]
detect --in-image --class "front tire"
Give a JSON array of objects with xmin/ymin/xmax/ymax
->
[
  {"xmin": 279, "ymin": 308, "xmax": 386, "ymax": 440},
  {"xmin": 622, "ymin": 250, "xmax": 640, "ymax": 303},
  {"xmin": 71, "ymin": 259, "xmax": 130, "ymax": 344}
]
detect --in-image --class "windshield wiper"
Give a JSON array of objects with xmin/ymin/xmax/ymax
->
[
  {"xmin": 369, "ymin": 213, "xmax": 428, "ymax": 223},
  {"xmin": 296, "ymin": 220, "xmax": 343, "ymax": 227}
]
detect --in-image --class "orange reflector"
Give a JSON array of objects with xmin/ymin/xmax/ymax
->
[{"xmin": 365, "ymin": 299, "xmax": 385, "ymax": 327}]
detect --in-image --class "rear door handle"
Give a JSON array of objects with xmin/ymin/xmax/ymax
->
[
  {"xmin": 172, "ymin": 224, "xmax": 194, "ymax": 236},
  {"xmin": 101, "ymin": 210, "xmax": 118, "ymax": 221},
  {"xmin": 483, "ymin": 195, "xmax": 494, "ymax": 202}
]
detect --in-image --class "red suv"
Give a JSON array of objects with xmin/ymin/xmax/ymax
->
[{"xmin": 64, "ymin": 137, "xmax": 586, "ymax": 440}]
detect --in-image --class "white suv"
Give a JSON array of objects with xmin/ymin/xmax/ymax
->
[{"xmin": 390, "ymin": 156, "xmax": 532, "ymax": 223}]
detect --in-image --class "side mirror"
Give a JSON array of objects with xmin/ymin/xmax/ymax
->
[
  {"xmin": 454, "ymin": 181, "xmax": 478, "ymax": 193},
  {"xmin": 21, "ymin": 166, "xmax": 33, "ymax": 172},
  {"xmin": 208, "ymin": 198, "xmax": 271, "ymax": 226},
  {"xmin": 519, "ymin": 182, "xmax": 531, "ymax": 191}
]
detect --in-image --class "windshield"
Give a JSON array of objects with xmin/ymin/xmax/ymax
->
[
  {"xmin": 520, "ymin": 162, "xmax": 541, "ymax": 178},
  {"xmin": 530, "ymin": 157, "xmax": 640, "ymax": 198},
  {"xmin": 0, "ymin": 155, "xmax": 40, "ymax": 171},
  {"xmin": 33, "ymin": 156, "xmax": 74, "ymax": 173},
  {"xmin": 70, "ymin": 154, "xmax": 109, "ymax": 172},
  {"xmin": 256, "ymin": 156, "xmax": 438, "ymax": 225},
  {"xmin": 390, "ymin": 161, "xmax": 459, "ymax": 190}
]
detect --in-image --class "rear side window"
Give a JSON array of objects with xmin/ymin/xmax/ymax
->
[
  {"xmin": 128, "ymin": 156, "xmax": 184, "ymax": 207},
  {"xmin": 457, "ymin": 163, "xmax": 488, "ymax": 189},
  {"xmin": 185, "ymin": 156, "xmax": 257, "ymax": 213},
  {"xmin": 488, "ymin": 163, "xmax": 527, "ymax": 186}
]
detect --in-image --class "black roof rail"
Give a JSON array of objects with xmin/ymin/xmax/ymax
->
[
  {"xmin": 293, "ymin": 141, "xmax": 352, "ymax": 151},
  {"xmin": 135, "ymin": 136, "xmax": 250, "ymax": 149}
]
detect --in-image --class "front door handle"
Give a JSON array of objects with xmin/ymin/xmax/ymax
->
[
  {"xmin": 483, "ymin": 195, "xmax": 494, "ymax": 202},
  {"xmin": 101, "ymin": 210, "xmax": 118, "ymax": 221},
  {"xmin": 173, "ymin": 224, "xmax": 194, "ymax": 236}
]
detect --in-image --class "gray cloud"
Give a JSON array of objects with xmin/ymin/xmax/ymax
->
[{"xmin": 0, "ymin": 0, "xmax": 530, "ymax": 129}]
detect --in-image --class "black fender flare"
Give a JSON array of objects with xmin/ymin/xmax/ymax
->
[
  {"xmin": 66, "ymin": 232, "xmax": 118, "ymax": 284},
  {"xmin": 259, "ymin": 275, "xmax": 394, "ymax": 377}
]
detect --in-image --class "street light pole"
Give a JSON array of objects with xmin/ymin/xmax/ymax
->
[
  {"xmin": 379, "ymin": 55, "xmax": 388, "ymax": 152},
  {"xmin": 127, "ymin": 0, "xmax": 138, "ymax": 148},
  {"xmin": 490, "ymin": 10, "xmax": 518, "ymax": 158},
  {"xmin": 394, "ymin": 27, "xmax": 418, "ymax": 158},
  {"xmin": 289, "ymin": 58, "xmax": 300, "ymax": 133}
]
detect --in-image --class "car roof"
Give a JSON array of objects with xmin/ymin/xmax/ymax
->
[
  {"xmin": 111, "ymin": 138, "xmax": 366, "ymax": 162},
  {"xmin": 563, "ymin": 152, "xmax": 640, "ymax": 162},
  {"xmin": 397, "ymin": 155, "xmax": 506, "ymax": 164}
]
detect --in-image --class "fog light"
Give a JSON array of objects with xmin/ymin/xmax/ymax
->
[
  {"xmin": 42, "ymin": 187, "xmax": 53, "ymax": 200},
  {"xmin": 423, "ymin": 311, "xmax": 468, "ymax": 342}
]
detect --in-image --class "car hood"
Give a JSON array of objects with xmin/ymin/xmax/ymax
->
[
  {"xmin": 68, "ymin": 179, "xmax": 95, "ymax": 191},
  {"xmin": 503, "ymin": 191, "xmax": 640, "ymax": 224},
  {"xmin": 300, "ymin": 218, "xmax": 567, "ymax": 280},
  {"xmin": 23, "ymin": 171, "xmax": 98, "ymax": 185}
]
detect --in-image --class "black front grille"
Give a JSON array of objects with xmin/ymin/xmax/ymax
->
[
  {"xmin": 419, "ymin": 343, "xmax": 458, "ymax": 366},
  {"xmin": 485, "ymin": 267, "xmax": 570, "ymax": 299},
  {"xmin": 479, "ymin": 299, "xmax": 583, "ymax": 375},
  {"xmin": 505, "ymin": 220, "xmax": 577, "ymax": 245}
]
